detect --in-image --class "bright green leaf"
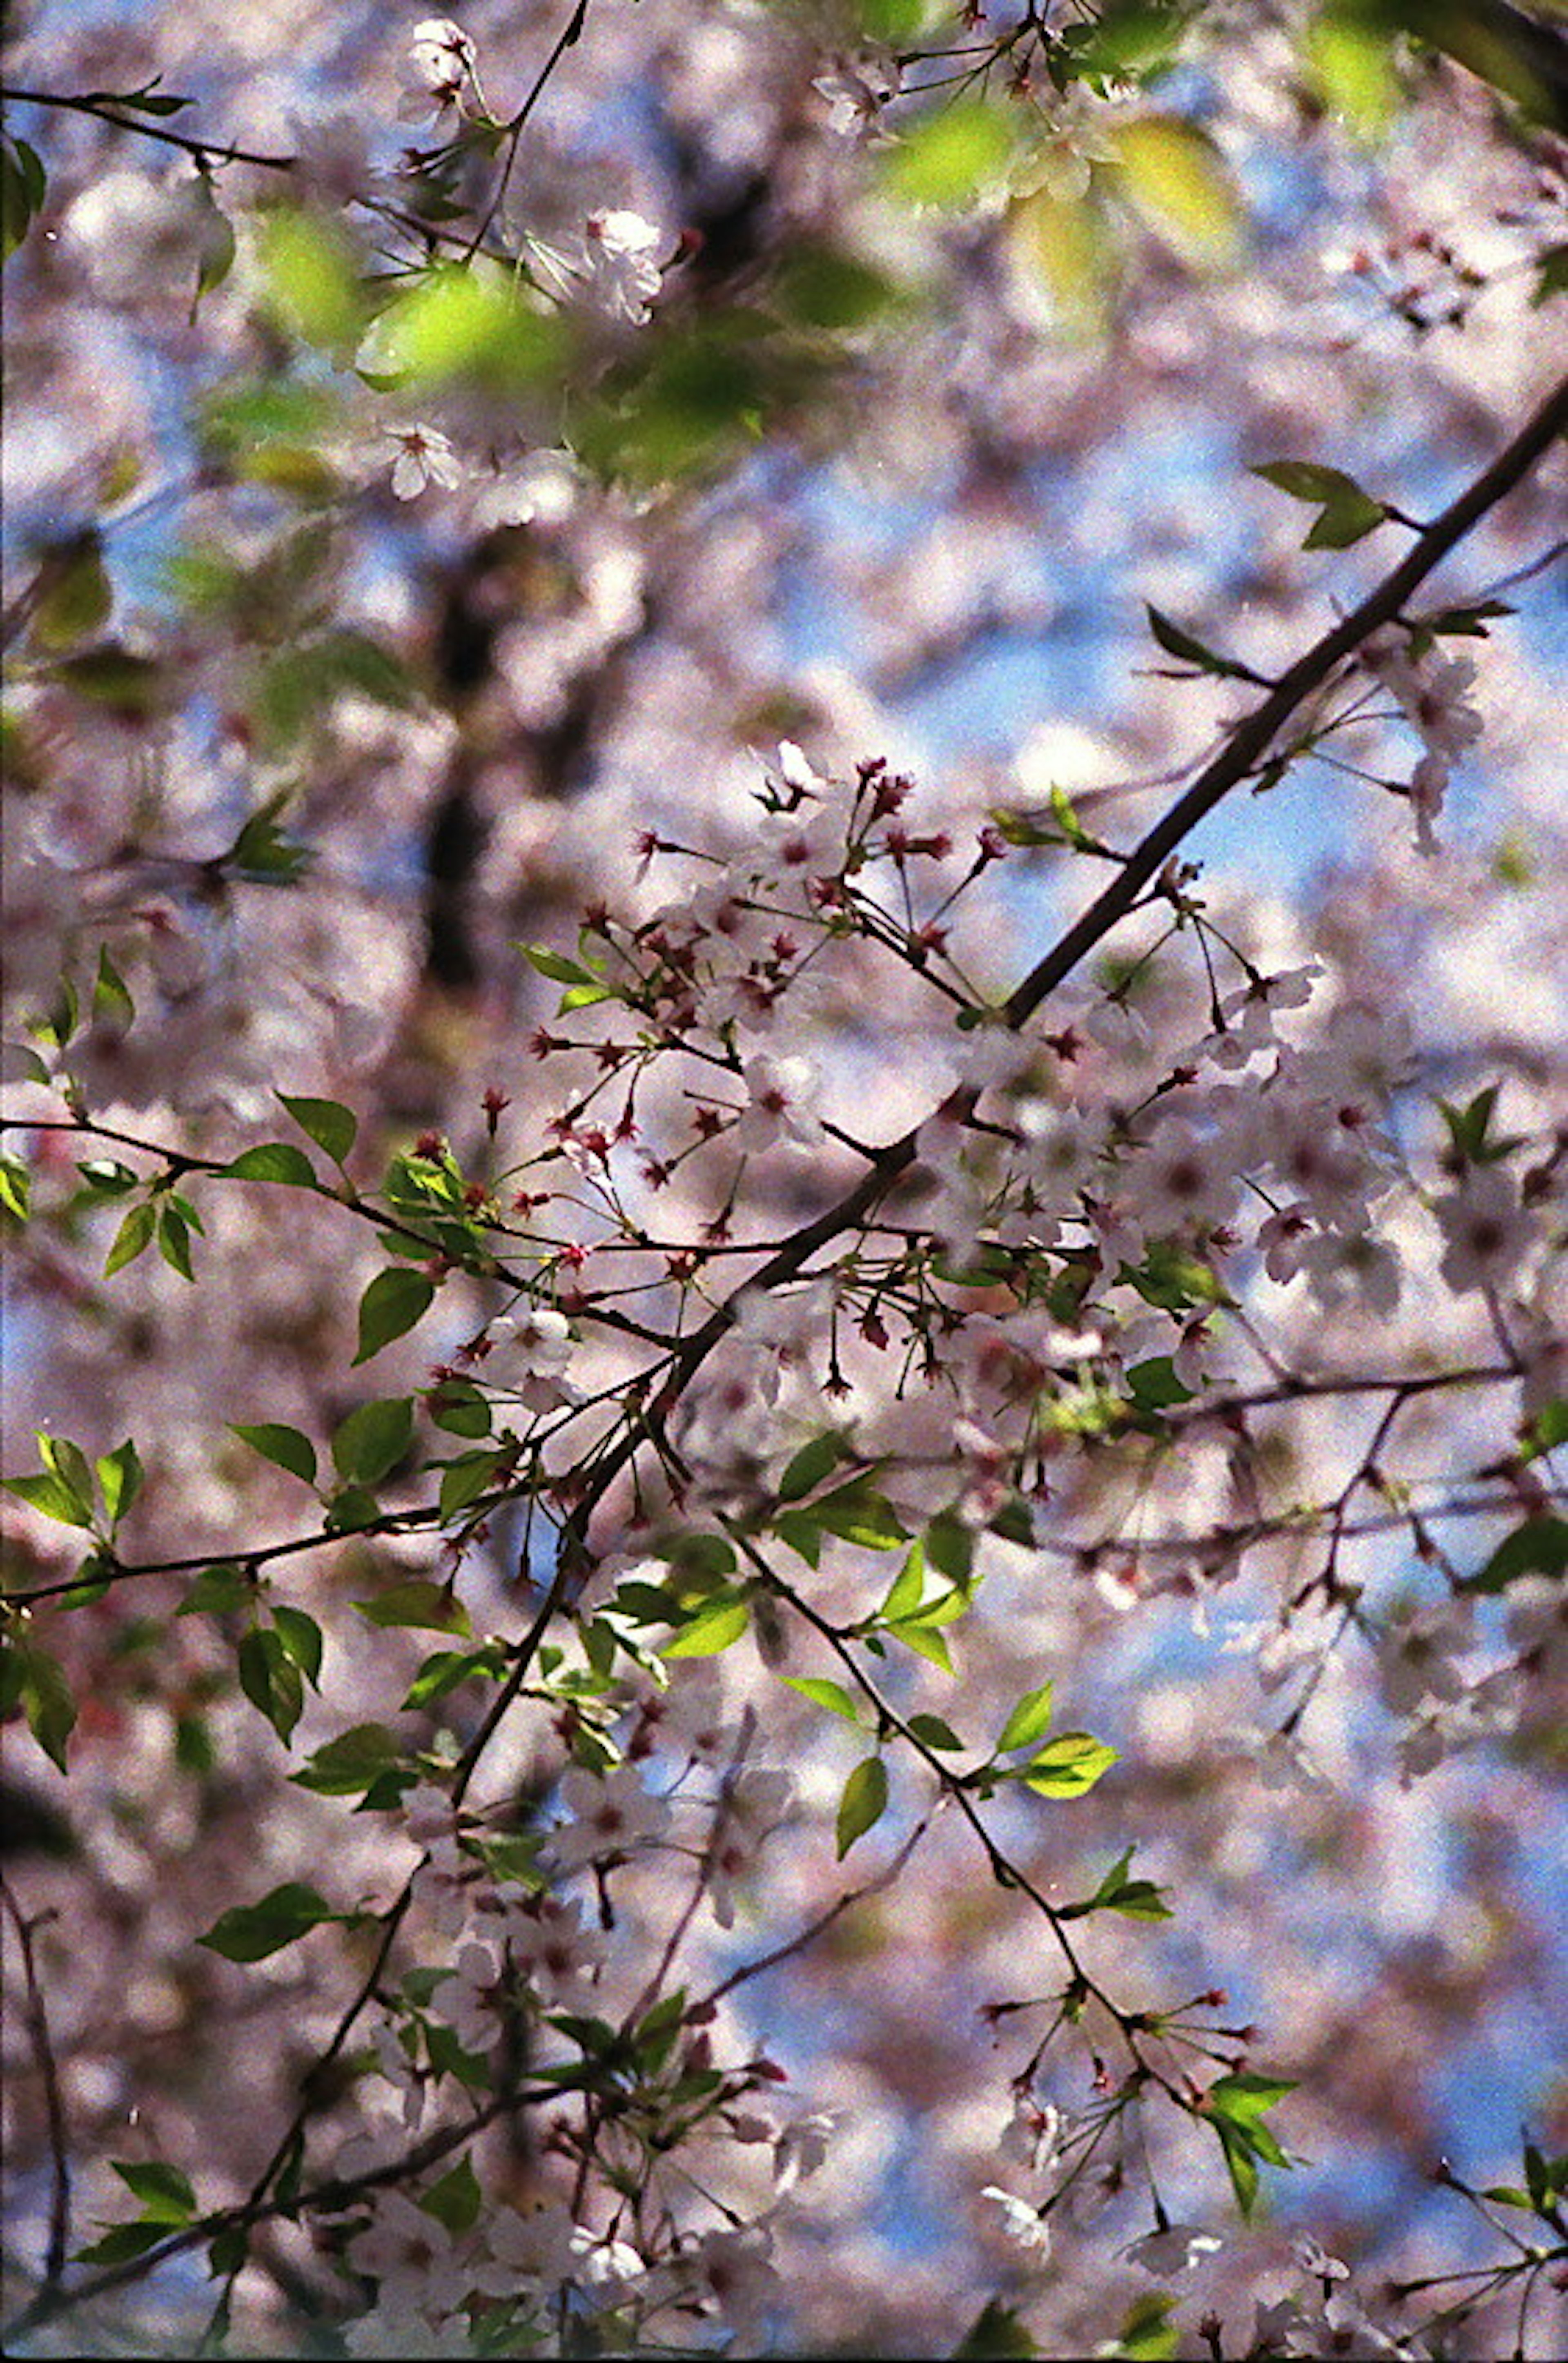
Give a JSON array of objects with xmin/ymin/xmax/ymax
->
[
  {"xmin": 835, "ymin": 1754, "xmax": 889, "ymax": 1858},
  {"xmin": 997, "ymin": 1681, "xmax": 1056, "ymax": 1755},
  {"xmin": 781, "ymin": 1674, "xmax": 864, "ymax": 1724},
  {"xmin": 1017, "ymin": 1730, "xmax": 1119, "ymax": 1797}
]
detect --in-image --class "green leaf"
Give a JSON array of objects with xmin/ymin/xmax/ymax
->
[
  {"xmin": 878, "ymin": 1539, "xmax": 928, "ymax": 1624},
  {"xmin": 354, "ymin": 1267, "xmax": 437, "ymax": 1364},
  {"xmin": 520, "ymin": 942, "xmax": 601, "ymax": 986},
  {"xmin": 0, "ymin": 1150, "xmax": 31, "ymax": 1223},
  {"xmin": 352, "ymin": 1580, "xmax": 471, "ymax": 1635},
  {"xmin": 438, "ymin": 1448, "xmax": 507, "ymax": 1521},
  {"xmin": 105, "ymin": 1198, "xmax": 156, "ymax": 1277},
  {"xmin": 96, "ymin": 1438, "xmax": 144, "ymax": 1529},
  {"xmin": 906, "ymin": 1711, "xmax": 965, "ymax": 1751},
  {"xmin": 197, "ymin": 1881, "xmax": 339, "ymax": 1962},
  {"xmin": 331, "ymin": 1396, "xmax": 414, "ymax": 1486},
  {"xmin": 271, "ymin": 1605, "xmax": 324, "ymax": 1686},
  {"xmin": 1252, "ymin": 459, "xmax": 1385, "ymax": 548},
  {"xmin": 880, "ymin": 97, "xmax": 1015, "ymax": 211},
  {"xmin": 11, "ymin": 1644, "xmax": 78, "ymax": 1770},
  {"xmin": 223, "ymin": 1142, "xmax": 319, "ymax": 1187},
  {"xmin": 290, "ymin": 1722, "xmax": 401, "ymax": 1796},
  {"xmin": 1109, "ymin": 115, "xmax": 1242, "ymax": 264},
  {"xmin": 1207, "ymin": 2070, "xmax": 1296, "ymax": 2127},
  {"xmin": 885, "ymin": 1617, "xmax": 954, "ymax": 1673},
  {"xmin": 275, "ymin": 1091, "xmax": 357, "ymax": 1166},
  {"xmin": 1463, "ymin": 1515, "xmax": 1568, "ymax": 1595},
  {"xmin": 955, "ymin": 2297, "xmax": 1039, "ymax": 2359},
  {"xmin": 1145, "ymin": 603, "xmax": 1256, "ymax": 681},
  {"xmin": 420, "ymin": 2151, "xmax": 482, "ymax": 2236},
  {"xmin": 92, "ymin": 946, "xmax": 134, "ymax": 1027},
  {"xmin": 1126, "ymin": 1356, "xmax": 1195, "ymax": 1411},
  {"xmin": 428, "ymin": 1381, "xmax": 493, "ymax": 1438},
  {"xmin": 73, "ymin": 2220, "xmax": 176, "ymax": 2266},
  {"xmin": 781, "ymin": 1675, "xmax": 864, "ymax": 1725},
  {"xmin": 1016, "ymin": 1731, "xmax": 1119, "ymax": 1797},
  {"xmin": 835, "ymin": 1754, "xmax": 889, "ymax": 1858},
  {"xmin": 111, "ymin": 2159, "xmax": 196, "ymax": 2221},
  {"xmin": 777, "ymin": 1430, "xmax": 848, "ymax": 1503},
  {"xmin": 157, "ymin": 1204, "xmax": 196, "ymax": 1281},
  {"xmin": 811, "ymin": 1479, "xmax": 908, "ymax": 1550},
  {"xmin": 238, "ymin": 1627, "xmax": 305, "ymax": 1743},
  {"xmin": 231, "ymin": 1423, "xmax": 318, "ymax": 1487},
  {"xmin": 402, "ymin": 1645, "xmax": 507, "ymax": 1710},
  {"xmin": 4, "ymin": 1470, "xmax": 97, "ymax": 1531},
  {"xmin": 664, "ymin": 1593, "xmax": 751, "ymax": 1658},
  {"xmin": 178, "ymin": 1562, "xmax": 252, "ymax": 1616},
  {"xmin": 997, "ymin": 1681, "xmax": 1056, "ymax": 1755}
]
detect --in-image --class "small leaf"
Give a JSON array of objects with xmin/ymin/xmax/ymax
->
[
  {"xmin": 231, "ymin": 1422, "xmax": 317, "ymax": 1487},
  {"xmin": 13, "ymin": 1644, "xmax": 78, "ymax": 1770},
  {"xmin": 438, "ymin": 1448, "xmax": 506, "ymax": 1521},
  {"xmin": 331, "ymin": 1396, "xmax": 414, "ymax": 1486},
  {"xmin": 664, "ymin": 1593, "xmax": 751, "ymax": 1659},
  {"xmin": 4, "ymin": 1470, "xmax": 96, "ymax": 1531},
  {"xmin": 420, "ymin": 2152, "xmax": 482, "ymax": 2236},
  {"xmin": 157, "ymin": 1205, "xmax": 196, "ymax": 1281},
  {"xmin": 835, "ymin": 1755, "xmax": 889, "ymax": 1859},
  {"xmin": 1016, "ymin": 1730, "xmax": 1118, "ymax": 1797},
  {"xmin": 238, "ymin": 1627, "xmax": 304, "ymax": 1743},
  {"xmin": 197, "ymin": 1881, "xmax": 339, "ymax": 1962},
  {"xmin": 0, "ymin": 1150, "xmax": 31, "ymax": 1222},
  {"xmin": 178, "ymin": 1562, "xmax": 252, "ymax": 1616},
  {"xmin": 885, "ymin": 1617, "xmax": 954, "ymax": 1673},
  {"xmin": 428, "ymin": 1381, "xmax": 492, "ymax": 1437},
  {"xmin": 96, "ymin": 1439, "xmax": 144, "ymax": 1529},
  {"xmin": 352, "ymin": 1580, "xmax": 471, "ymax": 1634},
  {"xmin": 997, "ymin": 1681, "xmax": 1056, "ymax": 1756},
  {"xmin": 1145, "ymin": 603, "xmax": 1257, "ymax": 681},
  {"xmin": 777, "ymin": 1430, "xmax": 847, "ymax": 1503},
  {"xmin": 781, "ymin": 1674, "xmax": 864, "ymax": 1725},
  {"xmin": 906, "ymin": 1711, "xmax": 964, "ymax": 1751},
  {"xmin": 880, "ymin": 97, "xmax": 1015, "ymax": 211},
  {"xmin": 1463, "ymin": 1515, "xmax": 1568, "ymax": 1595},
  {"xmin": 73, "ymin": 2220, "xmax": 175, "ymax": 2266},
  {"xmin": 105, "ymin": 1198, "xmax": 156, "ymax": 1277},
  {"xmin": 1207, "ymin": 2071, "xmax": 1296, "ymax": 2127},
  {"xmin": 402, "ymin": 1646, "xmax": 507, "ymax": 1711},
  {"xmin": 223, "ymin": 1143, "xmax": 319, "ymax": 1187},
  {"xmin": 271, "ymin": 1604, "xmax": 324, "ymax": 1686},
  {"xmin": 111, "ymin": 2159, "xmax": 196, "ymax": 2220},
  {"xmin": 878, "ymin": 1539, "xmax": 927, "ymax": 1624},
  {"xmin": 291, "ymin": 1722, "xmax": 401, "ymax": 1797},
  {"xmin": 92, "ymin": 946, "xmax": 134, "ymax": 1027},
  {"xmin": 811, "ymin": 1479, "xmax": 908, "ymax": 1550},
  {"xmin": 354, "ymin": 1267, "xmax": 437, "ymax": 1364},
  {"xmin": 276, "ymin": 1091, "xmax": 357, "ymax": 1166}
]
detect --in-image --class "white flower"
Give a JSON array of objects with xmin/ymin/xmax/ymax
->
[
  {"xmin": 812, "ymin": 51, "xmax": 900, "ymax": 139},
  {"xmin": 1433, "ymin": 1167, "xmax": 1536, "ymax": 1295},
  {"xmin": 1013, "ymin": 95, "xmax": 1118, "ymax": 203},
  {"xmin": 547, "ymin": 1762, "xmax": 671, "ymax": 1874},
  {"xmin": 348, "ymin": 2188, "xmax": 473, "ymax": 2315},
  {"xmin": 706, "ymin": 1765, "xmax": 794, "ymax": 1929},
  {"xmin": 732, "ymin": 1051, "xmax": 826, "ymax": 1155},
  {"xmin": 577, "ymin": 209, "xmax": 665, "ymax": 324},
  {"xmin": 998, "ymin": 2095, "xmax": 1062, "ymax": 2174},
  {"xmin": 384, "ymin": 423, "xmax": 463, "ymax": 500},
  {"xmin": 980, "ymin": 2186, "xmax": 1053, "ymax": 2257},
  {"xmin": 1123, "ymin": 2221, "xmax": 1224, "ymax": 2274},
  {"xmin": 494, "ymin": 1301, "xmax": 581, "ymax": 1410},
  {"xmin": 402, "ymin": 19, "xmax": 478, "ymax": 121}
]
